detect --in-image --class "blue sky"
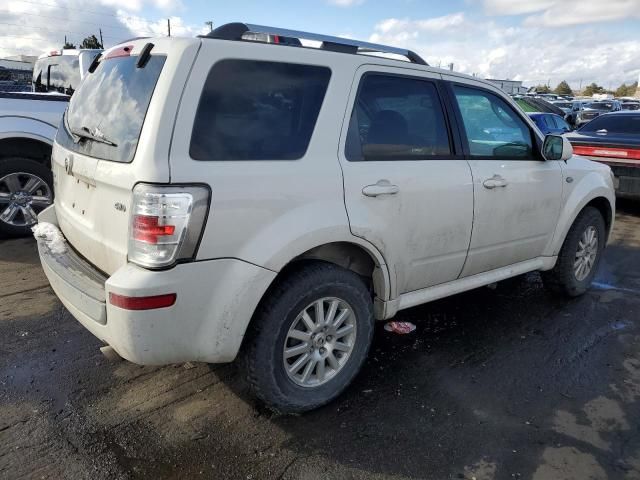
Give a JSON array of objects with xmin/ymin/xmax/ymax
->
[{"xmin": 2, "ymin": 0, "xmax": 640, "ymax": 89}]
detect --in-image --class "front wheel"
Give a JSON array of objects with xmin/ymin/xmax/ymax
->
[
  {"xmin": 542, "ymin": 207, "xmax": 606, "ymax": 296},
  {"xmin": 241, "ymin": 262, "xmax": 374, "ymax": 413}
]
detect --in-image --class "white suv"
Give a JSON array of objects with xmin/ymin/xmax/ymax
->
[{"xmin": 36, "ymin": 23, "xmax": 615, "ymax": 413}]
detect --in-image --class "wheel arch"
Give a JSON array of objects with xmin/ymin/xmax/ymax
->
[
  {"xmin": 547, "ymin": 178, "xmax": 615, "ymax": 258},
  {"xmin": 250, "ymin": 238, "xmax": 393, "ymax": 329},
  {"xmin": 0, "ymin": 136, "xmax": 53, "ymax": 168}
]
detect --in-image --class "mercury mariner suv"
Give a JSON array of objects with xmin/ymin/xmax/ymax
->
[{"xmin": 35, "ymin": 23, "xmax": 616, "ymax": 413}]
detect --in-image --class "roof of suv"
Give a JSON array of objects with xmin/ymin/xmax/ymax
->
[{"xmin": 188, "ymin": 22, "xmax": 503, "ymax": 93}]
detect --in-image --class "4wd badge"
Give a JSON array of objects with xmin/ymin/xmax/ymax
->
[{"xmin": 114, "ymin": 202, "xmax": 127, "ymax": 212}]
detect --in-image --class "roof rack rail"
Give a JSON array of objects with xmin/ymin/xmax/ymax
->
[{"xmin": 201, "ymin": 22, "xmax": 428, "ymax": 66}]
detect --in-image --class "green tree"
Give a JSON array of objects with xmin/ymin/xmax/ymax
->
[
  {"xmin": 534, "ymin": 84, "xmax": 551, "ymax": 94},
  {"xmin": 615, "ymin": 82, "xmax": 638, "ymax": 97},
  {"xmin": 62, "ymin": 41, "xmax": 76, "ymax": 49},
  {"xmin": 80, "ymin": 35, "xmax": 103, "ymax": 49},
  {"xmin": 582, "ymin": 83, "xmax": 605, "ymax": 97},
  {"xmin": 554, "ymin": 80, "xmax": 573, "ymax": 96}
]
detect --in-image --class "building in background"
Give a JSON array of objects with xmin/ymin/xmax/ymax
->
[
  {"xmin": 0, "ymin": 56, "xmax": 36, "ymax": 93},
  {"xmin": 0, "ymin": 56, "xmax": 37, "ymax": 69},
  {"xmin": 485, "ymin": 78, "xmax": 527, "ymax": 95}
]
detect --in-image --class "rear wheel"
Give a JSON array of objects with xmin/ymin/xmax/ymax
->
[
  {"xmin": 0, "ymin": 158, "xmax": 53, "ymax": 237},
  {"xmin": 542, "ymin": 207, "xmax": 605, "ymax": 296},
  {"xmin": 242, "ymin": 262, "xmax": 374, "ymax": 413}
]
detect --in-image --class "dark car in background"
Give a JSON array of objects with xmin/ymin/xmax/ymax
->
[
  {"xmin": 566, "ymin": 111, "xmax": 640, "ymax": 199},
  {"xmin": 528, "ymin": 112, "xmax": 572, "ymax": 135},
  {"xmin": 566, "ymin": 100, "xmax": 589, "ymax": 127},
  {"xmin": 576, "ymin": 100, "xmax": 622, "ymax": 128},
  {"xmin": 621, "ymin": 101, "xmax": 640, "ymax": 111},
  {"xmin": 551, "ymin": 100, "xmax": 572, "ymax": 116}
]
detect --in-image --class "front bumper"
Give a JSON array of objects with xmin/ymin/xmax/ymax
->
[{"xmin": 36, "ymin": 206, "xmax": 277, "ymax": 365}]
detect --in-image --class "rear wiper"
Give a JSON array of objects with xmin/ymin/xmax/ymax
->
[
  {"xmin": 71, "ymin": 125, "xmax": 118, "ymax": 147},
  {"xmin": 64, "ymin": 111, "xmax": 117, "ymax": 147}
]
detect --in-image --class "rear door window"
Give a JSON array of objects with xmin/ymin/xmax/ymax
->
[
  {"xmin": 56, "ymin": 54, "xmax": 166, "ymax": 163},
  {"xmin": 190, "ymin": 60, "xmax": 331, "ymax": 161},
  {"xmin": 345, "ymin": 74, "xmax": 451, "ymax": 161}
]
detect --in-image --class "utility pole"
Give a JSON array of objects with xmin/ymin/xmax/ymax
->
[
  {"xmin": 167, "ymin": 18, "xmax": 171, "ymax": 37},
  {"xmin": 205, "ymin": 21, "xmax": 213, "ymax": 33},
  {"xmin": 99, "ymin": 28, "xmax": 103, "ymax": 48}
]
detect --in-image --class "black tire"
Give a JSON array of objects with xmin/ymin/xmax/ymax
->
[
  {"xmin": 241, "ymin": 261, "xmax": 375, "ymax": 414},
  {"xmin": 0, "ymin": 157, "xmax": 53, "ymax": 237},
  {"xmin": 542, "ymin": 207, "xmax": 606, "ymax": 297}
]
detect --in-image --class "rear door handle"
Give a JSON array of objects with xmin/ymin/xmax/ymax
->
[
  {"xmin": 483, "ymin": 175, "xmax": 508, "ymax": 189},
  {"xmin": 362, "ymin": 180, "xmax": 400, "ymax": 197}
]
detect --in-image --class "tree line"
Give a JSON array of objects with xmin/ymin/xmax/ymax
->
[
  {"xmin": 62, "ymin": 34, "xmax": 103, "ymax": 50},
  {"xmin": 532, "ymin": 80, "xmax": 638, "ymax": 97}
]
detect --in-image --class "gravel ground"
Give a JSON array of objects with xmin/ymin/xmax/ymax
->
[{"xmin": 1, "ymin": 201, "xmax": 639, "ymax": 480}]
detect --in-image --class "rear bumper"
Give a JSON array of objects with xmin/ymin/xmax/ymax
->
[
  {"xmin": 610, "ymin": 165, "xmax": 640, "ymax": 199},
  {"xmin": 37, "ymin": 206, "xmax": 277, "ymax": 365}
]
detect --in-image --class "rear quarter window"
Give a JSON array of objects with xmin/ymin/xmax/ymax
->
[{"xmin": 189, "ymin": 60, "xmax": 331, "ymax": 161}]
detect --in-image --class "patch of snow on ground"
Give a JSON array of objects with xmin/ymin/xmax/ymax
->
[{"xmin": 32, "ymin": 222, "xmax": 67, "ymax": 254}]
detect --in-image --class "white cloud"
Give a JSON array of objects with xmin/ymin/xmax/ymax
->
[
  {"xmin": 482, "ymin": 0, "xmax": 555, "ymax": 16},
  {"xmin": 483, "ymin": 0, "xmax": 640, "ymax": 27},
  {"xmin": 367, "ymin": 15, "xmax": 640, "ymax": 88},
  {"xmin": 0, "ymin": 0, "xmax": 202, "ymax": 58},
  {"xmin": 370, "ymin": 13, "xmax": 466, "ymax": 44},
  {"xmin": 327, "ymin": 0, "xmax": 364, "ymax": 7},
  {"xmin": 117, "ymin": 11, "xmax": 207, "ymax": 37}
]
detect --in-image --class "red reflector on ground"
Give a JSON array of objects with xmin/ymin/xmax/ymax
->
[
  {"xmin": 109, "ymin": 293, "xmax": 177, "ymax": 310},
  {"xmin": 573, "ymin": 145, "xmax": 640, "ymax": 160},
  {"xmin": 104, "ymin": 45, "xmax": 134, "ymax": 59}
]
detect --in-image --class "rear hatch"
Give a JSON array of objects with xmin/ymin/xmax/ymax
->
[{"xmin": 52, "ymin": 38, "xmax": 200, "ymax": 275}]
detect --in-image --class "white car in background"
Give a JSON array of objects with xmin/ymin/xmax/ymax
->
[{"xmin": 0, "ymin": 48, "xmax": 100, "ymax": 236}]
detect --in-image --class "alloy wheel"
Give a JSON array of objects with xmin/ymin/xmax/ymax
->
[
  {"xmin": 574, "ymin": 225, "xmax": 598, "ymax": 281},
  {"xmin": 283, "ymin": 297, "xmax": 357, "ymax": 388},
  {"xmin": 0, "ymin": 172, "xmax": 52, "ymax": 227}
]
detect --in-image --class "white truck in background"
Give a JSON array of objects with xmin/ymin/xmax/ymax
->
[{"xmin": 0, "ymin": 48, "xmax": 101, "ymax": 236}]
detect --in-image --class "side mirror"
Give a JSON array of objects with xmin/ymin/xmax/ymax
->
[{"xmin": 543, "ymin": 135, "xmax": 573, "ymax": 161}]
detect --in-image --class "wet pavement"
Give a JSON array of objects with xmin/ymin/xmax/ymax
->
[{"xmin": 1, "ymin": 202, "xmax": 639, "ymax": 480}]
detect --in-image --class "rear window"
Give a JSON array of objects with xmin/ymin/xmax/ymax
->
[
  {"xmin": 56, "ymin": 54, "xmax": 166, "ymax": 163},
  {"xmin": 587, "ymin": 102, "xmax": 614, "ymax": 111},
  {"xmin": 33, "ymin": 55, "xmax": 81, "ymax": 95},
  {"xmin": 190, "ymin": 60, "xmax": 331, "ymax": 161},
  {"xmin": 579, "ymin": 115, "xmax": 640, "ymax": 134}
]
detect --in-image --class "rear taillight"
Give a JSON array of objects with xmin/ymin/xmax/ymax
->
[
  {"xmin": 573, "ymin": 145, "xmax": 640, "ymax": 161},
  {"xmin": 128, "ymin": 184, "xmax": 210, "ymax": 268}
]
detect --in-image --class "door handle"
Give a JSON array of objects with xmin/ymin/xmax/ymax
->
[
  {"xmin": 362, "ymin": 180, "xmax": 400, "ymax": 197},
  {"xmin": 483, "ymin": 175, "xmax": 508, "ymax": 189}
]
